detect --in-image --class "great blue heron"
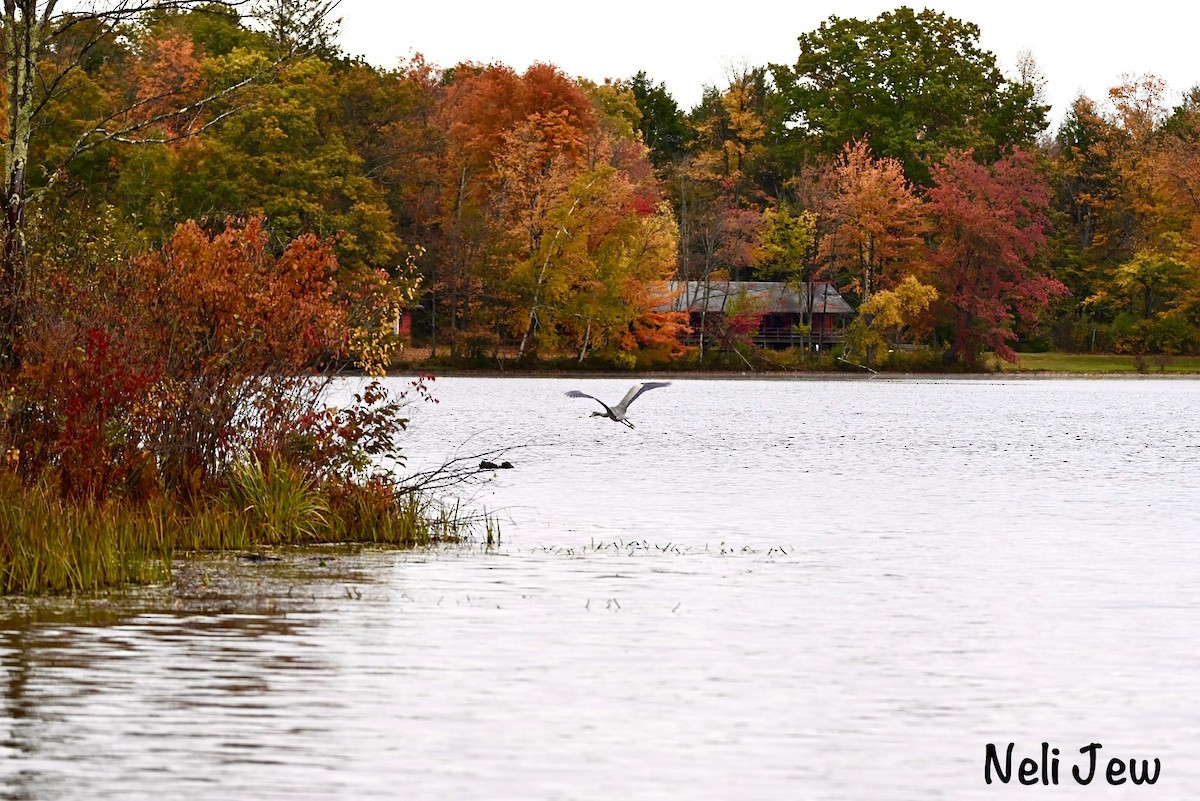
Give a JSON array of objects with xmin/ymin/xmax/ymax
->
[{"xmin": 565, "ymin": 381, "xmax": 671, "ymax": 428}]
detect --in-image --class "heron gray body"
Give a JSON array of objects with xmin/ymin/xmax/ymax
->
[{"xmin": 565, "ymin": 381, "xmax": 671, "ymax": 428}]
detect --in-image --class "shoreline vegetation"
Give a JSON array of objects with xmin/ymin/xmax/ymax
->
[
  {"xmin": 0, "ymin": 219, "xmax": 477, "ymax": 596},
  {"xmin": 393, "ymin": 348, "xmax": 1200, "ymax": 377},
  {"xmin": 0, "ymin": 464, "xmax": 479, "ymax": 596}
]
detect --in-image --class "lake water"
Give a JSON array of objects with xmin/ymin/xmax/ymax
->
[{"xmin": 2, "ymin": 376, "xmax": 1198, "ymax": 799}]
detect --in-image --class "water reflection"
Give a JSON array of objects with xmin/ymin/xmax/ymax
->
[
  {"xmin": 0, "ymin": 555, "xmax": 352, "ymax": 801},
  {"xmin": 1, "ymin": 378, "xmax": 1198, "ymax": 799}
]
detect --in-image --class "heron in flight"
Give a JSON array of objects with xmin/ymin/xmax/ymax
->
[{"xmin": 565, "ymin": 381, "xmax": 671, "ymax": 428}]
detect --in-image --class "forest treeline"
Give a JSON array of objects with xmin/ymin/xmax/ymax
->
[{"xmin": 8, "ymin": 2, "xmax": 1200, "ymax": 370}]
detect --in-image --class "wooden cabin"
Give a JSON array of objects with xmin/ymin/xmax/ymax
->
[{"xmin": 666, "ymin": 281, "xmax": 854, "ymax": 349}]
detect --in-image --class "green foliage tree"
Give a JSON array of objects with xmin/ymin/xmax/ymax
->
[
  {"xmin": 629, "ymin": 71, "xmax": 691, "ymax": 168},
  {"xmin": 171, "ymin": 52, "xmax": 401, "ymax": 272},
  {"xmin": 755, "ymin": 204, "xmax": 816, "ymax": 283},
  {"xmin": 1050, "ymin": 96, "xmax": 1122, "ymax": 293},
  {"xmin": 771, "ymin": 6, "xmax": 1048, "ymax": 185}
]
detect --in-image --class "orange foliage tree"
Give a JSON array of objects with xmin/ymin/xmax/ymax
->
[
  {"xmin": 815, "ymin": 139, "xmax": 927, "ymax": 304},
  {"xmin": 426, "ymin": 61, "xmax": 681, "ymax": 360}
]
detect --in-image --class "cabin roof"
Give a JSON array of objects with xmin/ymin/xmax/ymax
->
[{"xmin": 665, "ymin": 281, "xmax": 855, "ymax": 316}]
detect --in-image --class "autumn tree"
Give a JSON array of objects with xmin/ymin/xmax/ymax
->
[
  {"xmin": 1085, "ymin": 85, "xmax": 1200, "ymax": 352},
  {"xmin": 494, "ymin": 114, "xmax": 585, "ymax": 355},
  {"xmin": 428, "ymin": 60, "xmax": 686, "ymax": 363},
  {"xmin": 814, "ymin": 139, "xmax": 926, "ymax": 305},
  {"xmin": 509, "ymin": 164, "xmax": 681, "ymax": 362},
  {"xmin": 0, "ymin": 0, "xmax": 324, "ymax": 369},
  {"xmin": 489, "ymin": 70, "xmax": 682, "ymax": 360},
  {"xmin": 687, "ymin": 67, "xmax": 771, "ymax": 203},
  {"xmin": 666, "ymin": 68, "xmax": 776, "ymax": 349},
  {"xmin": 1112, "ymin": 245, "xmax": 1190, "ymax": 319},
  {"xmin": 427, "ymin": 63, "xmax": 530, "ymax": 355},
  {"xmin": 844, "ymin": 274, "xmax": 938, "ymax": 364},
  {"xmin": 927, "ymin": 150, "xmax": 1066, "ymax": 364},
  {"xmin": 14, "ymin": 217, "xmax": 405, "ymax": 496},
  {"xmin": 1106, "ymin": 75, "xmax": 1171, "ymax": 249},
  {"xmin": 672, "ymin": 167, "xmax": 763, "ymax": 284},
  {"xmin": 1148, "ymin": 89, "xmax": 1200, "ymax": 331},
  {"xmin": 1045, "ymin": 77, "xmax": 1200, "ymax": 351},
  {"xmin": 755, "ymin": 204, "xmax": 816, "ymax": 283},
  {"xmin": 416, "ymin": 62, "xmax": 685, "ymax": 361},
  {"xmin": 579, "ymin": 77, "xmax": 641, "ymax": 146}
]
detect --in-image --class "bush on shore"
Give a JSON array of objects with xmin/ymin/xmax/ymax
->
[{"xmin": 0, "ymin": 218, "xmax": 441, "ymax": 595}]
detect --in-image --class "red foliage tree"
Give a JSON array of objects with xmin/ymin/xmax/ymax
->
[{"xmin": 927, "ymin": 150, "xmax": 1067, "ymax": 364}]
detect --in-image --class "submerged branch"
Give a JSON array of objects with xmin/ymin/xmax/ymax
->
[{"xmin": 399, "ymin": 442, "xmax": 538, "ymax": 494}]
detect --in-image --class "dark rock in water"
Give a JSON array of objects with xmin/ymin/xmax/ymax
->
[{"xmin": 480, "ymin": 459, "xmax": 514, "ymax": 470}]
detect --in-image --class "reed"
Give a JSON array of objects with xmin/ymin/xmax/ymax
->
[
  {"xmin": 0, "ymin": 460, "xmax": 469, "ymax": 595},
  {"xmin": 0, "ymin": 475, "xmax": 171, "ymax": 594},
  {"xmin": 223, "ymin": 456, "xmax": 331, "ymax": 545}
]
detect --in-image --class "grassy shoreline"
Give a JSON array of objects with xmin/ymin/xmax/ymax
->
[
  {"xmin": 391, "ymin": 350, "xmax": 1200, "ymax": 378},
  {"xmin": 0, "ymin": 462, "xmax": 475, "ymax": 596},
  {"xmin": 992, "ymin": 352, "xmax": 1200, "ymax": 375}
]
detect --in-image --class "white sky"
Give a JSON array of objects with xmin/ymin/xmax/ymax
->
[{"xmin": 337, "ymin": 1, "xmax": 1199, "ymax": 127}]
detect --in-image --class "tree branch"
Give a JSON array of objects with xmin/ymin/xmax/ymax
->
[{"xmin": 30, "ymin": 57, "xmax": 274, "ymax": 203}]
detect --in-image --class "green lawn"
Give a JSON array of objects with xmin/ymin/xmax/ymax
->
[{"xmin": 993, "ymin": 352, "xmax": 1200, "ymax": 374}]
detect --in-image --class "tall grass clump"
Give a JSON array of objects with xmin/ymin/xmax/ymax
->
[
  {"xmin": 0, "ymin": 473, "xmax": 171, "ymax": 594},
  {"xmin": 223, "ymin": 456, "xmax": 330, "ymax": 544}
]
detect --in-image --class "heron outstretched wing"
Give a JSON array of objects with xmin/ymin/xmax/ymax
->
[
  {"xmin": 614, "ymin": 381, "xmax": 671, "ymax": 413},
  {"xmin": 565, "ymin": 390, "xmax": 614, "ymax": 417}
]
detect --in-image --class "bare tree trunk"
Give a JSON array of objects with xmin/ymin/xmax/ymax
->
[
  {"xmin": 577, "ymin": 319, "xmax": 591, "ymax": 363},
  {"xmin": 448, "ymin": 165, "xmax": 468, "ymax": 357},
  {"xmin": 428, "ymin": 287, "xmax": 437, "ymax": 358},
  {"xmin": 516, "ymin": 184, "xmax": 590, "ymax": 359},
  {"xmin": 0, "ymin": 0, "xmax": 50, "ymax": 368},
  {"xmin": 0, "ymin": 171, "xmax": 25, "ymax": 369}
]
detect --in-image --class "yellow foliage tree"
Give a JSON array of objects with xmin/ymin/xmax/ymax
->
[{"xmin": 844, "ymin": 275, "xmax": 938, "ymax": 363}]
